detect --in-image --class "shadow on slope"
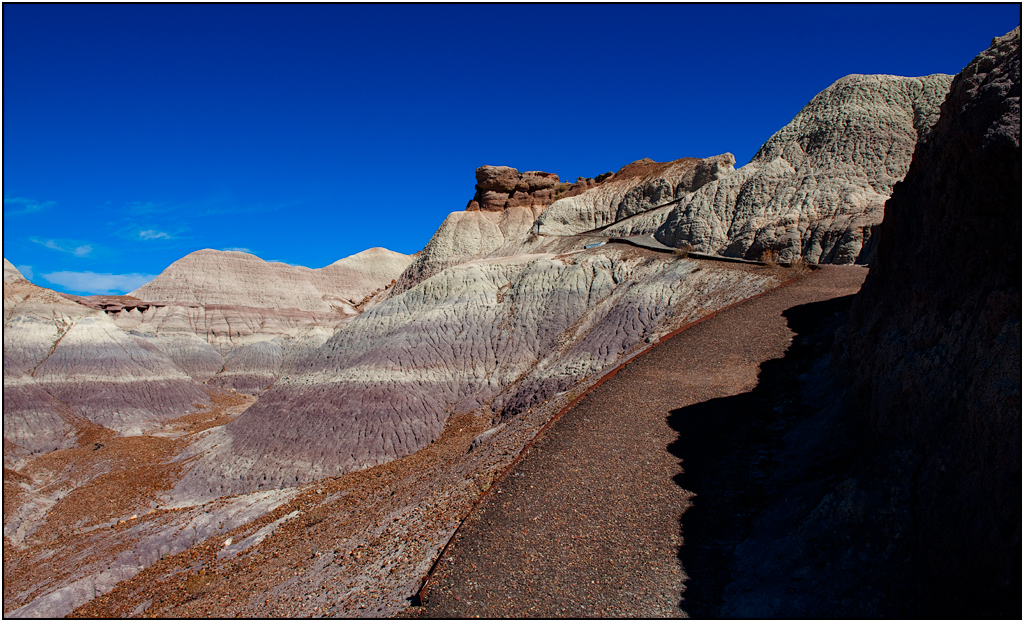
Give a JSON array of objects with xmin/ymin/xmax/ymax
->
[{"xmin": 667, "ymin": 295, "xmax": 859, "ymax": 618}]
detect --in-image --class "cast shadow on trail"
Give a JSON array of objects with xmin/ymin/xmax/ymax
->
[{"xmin": 666, "ymin": 294, "xmax": 857, "ymax": 618}]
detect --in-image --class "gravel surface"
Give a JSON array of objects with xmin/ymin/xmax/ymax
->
[{"xmin": 421, "ymin": 265, "xmax": 867, "ymax": 618}]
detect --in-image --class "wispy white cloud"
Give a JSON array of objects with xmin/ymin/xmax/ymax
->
[
  {"xmin": 41, "ymin": 271, "xmax": 156, "ymax": 295},
  {"xmin": 109, "ymin": 220, "xmax": 188, "ymax": 243},
  {"xmin": 31, "ymin": 237, "xmax": 93, "ymax": 257},
  {"xmin": 4, "ymin": 196, "xmax": 56, "ymax": 215},
  {"xmin": 16, "ymin": 265, "xmax": 34, "ymax": 280},
  {"xmin": 138, "ymin": 229, "xmax": 172, "ymax": 240},
  {"xmin": 222, "ymin": 247, "xmax": 252, "ymax": 253}
]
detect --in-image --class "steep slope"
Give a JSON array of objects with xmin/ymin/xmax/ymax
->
[
  {"xmin": 718, "ymin": 28, "xmax": 1020, "ymax": 617},
  {"xmin": 831, "ymin": 26, "xmax": 1020, "ymax": 615},
  {"xmin": 390, "ymin": 156, "xmax": 737, "ymax": 297},
  {"xmin": 655, "ymin": 73, "xmax": 953, "ymax": 263},
  {"xmin": 535, "ymin": 155, "xmax": 738, "ymax": 236},
  {"xmin": 388, "ymin": 165, "xmax": 569, "ymax": 296},
  {"xmin": 4, "ymin": 258, "xmax": 26, "ymax": 283},
  {"xmin": 171, "ymin": 249, "xmax": 784, "ymax": 502}
]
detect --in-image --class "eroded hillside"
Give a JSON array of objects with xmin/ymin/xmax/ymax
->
[{"xmin": 2, "ymin": 65, "xmax": 973, "ymax": 618}]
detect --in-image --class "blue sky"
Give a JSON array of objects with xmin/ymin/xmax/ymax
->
[{"xmin": 4, "ymin": 4, "xmax": 1020, "ymax": 295}]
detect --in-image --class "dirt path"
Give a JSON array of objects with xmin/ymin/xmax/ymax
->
[{"xmin": 420, "ymin": 265, "xmax": 868, "ymax": 617}]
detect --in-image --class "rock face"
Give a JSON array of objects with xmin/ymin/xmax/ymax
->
[
  {"xmin": 537, "ymin": 155, "xmax": 737, "ymax": 236},
  {"xmin": 467, "ymin": 166, "xmax": 562, "ymax": 211},
  {"xmin": 655, "ymin": 74, "xmax": 954, "ymax": 263},
  {"xmin": 720, "ymin": 28, "xmax": 1021, "ymax": 617},
  {"xmin": 390, "ymin": 156, "xmax": 736, "ymax": 297},
  {"xmin": 835, "ymin": 27, "xmax": 1021, "ymax": 615}
]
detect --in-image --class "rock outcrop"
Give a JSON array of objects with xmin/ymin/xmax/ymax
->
[
  {"xmin": 389, "ymin": 156, "xmax": 736, "ymax": 297},
  {"xmin": 719, "ymin": 28, "xmax": 1021, "ymax": 618},
  {"xmin": 655, "ymin": 73, "xmax": 954, "ymax": 263},
  {"xmin": 536, "ymin": 155, "xmax": 738, "ymax": 237},
  {"xmin": 467, "ymin": 166, "xmax": 561, "ymax": 211}
]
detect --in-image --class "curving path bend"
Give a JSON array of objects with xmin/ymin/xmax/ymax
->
[{"xmin": 419, "ymin": 265, "xmax": 868, "ymax": 618}]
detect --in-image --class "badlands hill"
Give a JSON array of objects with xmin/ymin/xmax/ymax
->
[
  {"xmin": 4, "ymin": 260, "xmax": 212, "ymax": 456},
  {"xmin": 76, "ymin": 248, "xmax": 412, "ymax": 395},
  {"xmin": 129, "ymin": 247, "xmax": 411, "ymax": 313},
  {"xmin": 8, "ymin": 42, "xmax": 1017, "ymax": 618},
  {"xmin": 170, "ymin": 70, "xmax": 956, "ymax": 501}
]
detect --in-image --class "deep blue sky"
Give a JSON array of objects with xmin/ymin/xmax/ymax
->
[{"xmin": 4, "ymin": 4, "xmax": 1020, "ymax": 294}]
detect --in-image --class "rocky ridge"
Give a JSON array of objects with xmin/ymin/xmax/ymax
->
[
  {"xmin": 388, "ymin": 155, "xmax": 737, "ymax": 298},
  {"xmin": 655, "ymin": 74, "xmax": 954, "ymax": 263}
]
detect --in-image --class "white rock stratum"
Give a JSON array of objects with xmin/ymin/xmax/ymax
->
[{"xmin": 655, "ymin": 74, "xmax": 954, "ymax": 263}]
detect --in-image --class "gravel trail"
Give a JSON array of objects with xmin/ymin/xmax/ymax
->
[{"xmin": 420, "ymin": 265, "xmax": 868, "ymax": 617}]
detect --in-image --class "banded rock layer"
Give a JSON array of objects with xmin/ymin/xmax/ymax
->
[
  {"xmin": 389, "ymin": 155, "xmax": 736, "ymax": 297},
  {"xmin": 537, "ymin": 155, "xmax": 738, "ymax": 237},
  {"xmin": 172, "ymin": 249, "xmax": 780, "ymax": 501},
  {"xmin": 100, "ymin": 248, "xmax": 411, "ymax": 394},
  {"xmin": 3, "ymin": 266, "xmax": 211, "ymax": 457}
]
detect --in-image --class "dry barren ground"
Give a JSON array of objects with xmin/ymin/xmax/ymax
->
[
  {"xmin": 4, "ymin": 257, "xmax": 797, "ymax": 618},
  {"xmin": 419, "ymin": 265, "xmax": 867, "ymax": 617}
]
